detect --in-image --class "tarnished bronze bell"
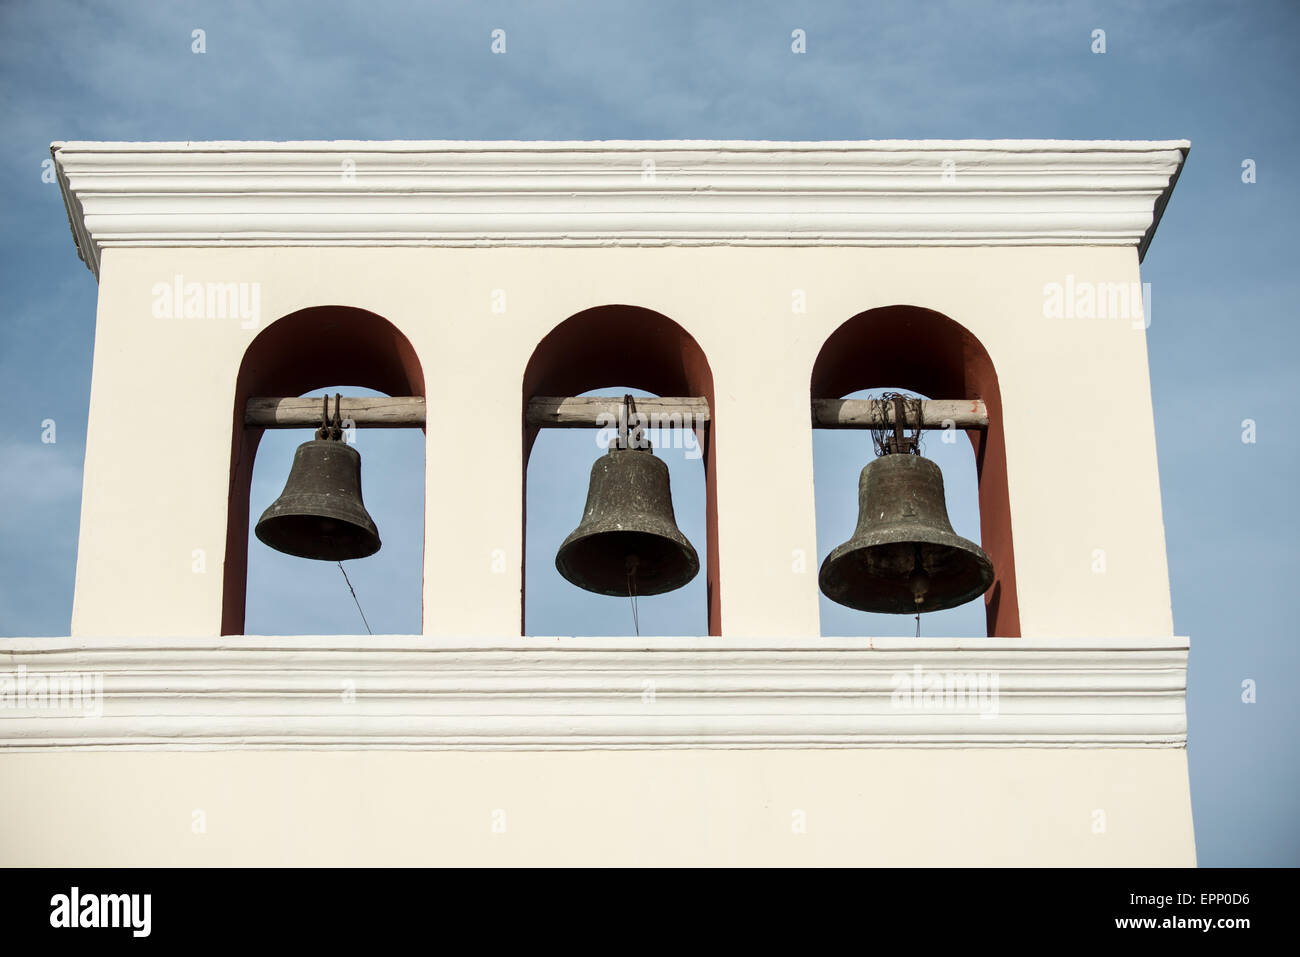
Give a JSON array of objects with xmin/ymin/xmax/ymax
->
[
  {"xmin": 255, "ymin": 438, "xmax": 381, "ymax": 561},
  {"xmin": 819, "ymin": 452, "xmax": 993, "ymax": 614},
  {"xmin": 556, "ymin": 444, "xmax": 699, "ymax": 597}
]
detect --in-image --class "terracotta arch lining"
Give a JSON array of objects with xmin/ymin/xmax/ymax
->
[
  {"xmin": 521, "ymin": 305, "xmax": 719, "ymax": 635},
  {"xmin": 223, "ymin": 305, "xmax": 425, "ymax": 636}
]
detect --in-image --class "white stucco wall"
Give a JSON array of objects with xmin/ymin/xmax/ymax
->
[
  {"xmin": 70, "ymin": 244, "xmax": 1172, "ymax": 641},
  {"xmin": 0, "ymin": 749, "xmax": 1194, "ymax": 866}
]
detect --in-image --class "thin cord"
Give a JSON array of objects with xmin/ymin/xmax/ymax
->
[
  {"xmin": 915, "ymin": 611, "xmax": 921, "ymax": 638},
  {"xmin": 337, "ymin": 561, "xmax": 373, "ymax": 635},
  {"xmin": 627, "ymin": 567, "xmax": 640, "ymax": 637}
]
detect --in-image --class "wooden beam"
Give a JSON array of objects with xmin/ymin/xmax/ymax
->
[
  {"xmin": 244, "ymin": 395, "xmax": 987, "ymax": 431},
  {"xmin": 813, "ymin": 398, "xmax": 988, "ymax": 430},
  {"xmin": 526, "ymin": 396, "xmax": 711, "ymax": 428},
  {"xmin": 245, "ymin": 396, "xmax": 427, "ymax": 429}
]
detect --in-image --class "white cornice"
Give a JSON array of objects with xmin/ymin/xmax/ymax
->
[
  {"xmin": 0, "ymin": 636, "xmax": 1187, "ymax": 750},
  {"xmin": 51, "ymin": 139, "xmax": 1189, "ymax": 279}
]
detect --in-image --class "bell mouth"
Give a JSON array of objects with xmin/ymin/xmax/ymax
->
[
  {"xmin": 818, "ymin": 527, "xmax": 993, "ymax": 614},
  {"xmin": 255, "ymin": 512, "xmax": 381, "ymax": 562},
  {"xmin": 556, "ymin": 528, "xmax": 699, "ymax": 597}
]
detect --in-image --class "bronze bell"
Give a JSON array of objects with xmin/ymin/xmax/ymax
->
[
  {"xmin": 556, "ymin": 443, "xmax": 699, "ymax": 597},
  {"xmin": 255, "ymin": 437, "xmax": 381, "ymax": 561},
  {"xmin": 819, "ymin": 452, "xmax": 993, "ymax": 614}
]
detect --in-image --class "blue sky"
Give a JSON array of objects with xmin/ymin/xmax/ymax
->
[{"xmin": 1, "ymin": 0, "xmax": 1296, "ymax": 866}]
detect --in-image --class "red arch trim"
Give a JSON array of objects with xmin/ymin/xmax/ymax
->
[
  {"xmin": 222, "ymin": 306, "xmax": 425, "ymax": 636},
  {"xmin": 522, "ymin": 305, "xmax": 720, "ymax": 636}
]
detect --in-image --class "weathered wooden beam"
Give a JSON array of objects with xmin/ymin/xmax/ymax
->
[
  {"xmin": 245, "ymin": 396, "xmax": 427, "ymax": 428},
  {"xmin": 813, "ymin": 398, "xmax": 988, "ymax": 430},
  {"xmin": 244, "ymin": 395, "xmax": 987, "ymax": 431},
  {"xmin": 527, "ymin": 396, "xmax": 711, "ymax": 428}
]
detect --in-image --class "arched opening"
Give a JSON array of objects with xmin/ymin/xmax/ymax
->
[
  {"xmin": 522, "ymin": 305, "xmax": 718, "ymax": 635},
  {"xmin": 810, "ymin": 306, "xmax": 1019, "ymax": 637},
  {"xmin": 224, "ymin": 306, "xmax": 425, "ymax": 635}
]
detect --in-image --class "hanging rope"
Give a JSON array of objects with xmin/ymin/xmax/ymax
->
[
  {"xmin": 337, "ymin": 561, "xmax": 373, "ymax": 635},
  {"xmin": 626, "ymin": 556, "xmax": 641, "ymax": 637}
]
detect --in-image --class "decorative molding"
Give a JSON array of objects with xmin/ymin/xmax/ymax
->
[
  {"xmin": 0, "ymin": 636, "xmax": 1187, "ymax": 750},
  {"xmin": 51, "ymin": 139, "xmax": 1189, "ymax": 279}
]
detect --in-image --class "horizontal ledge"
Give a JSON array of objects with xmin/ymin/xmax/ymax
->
[
  {"xmin": 0, "ymin": 737, "xmax": 1191, "ymax": 753},
  {"xmin": 0, "ymin": 635, "xmax": 1192, "ymax": 652},
  {"xmin": 84, "ymin": 234, "xmax": 1162, "ymax": 248},
  {"xmin": 50, "ymin": 137, "xmax": 1193, "ymax": 152},
  {"xmin": 0, "ymin": 636, "xmax": 1187, "ymax": 751},
  {"xmin": 54, "ymin": 139, "xmax": 1188, "ymax": 279},
  {"xmin": 813, "ymin": 398, "xmax": 988, "ymax": 430}
]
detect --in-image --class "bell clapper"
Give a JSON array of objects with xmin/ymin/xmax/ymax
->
[{"xmin": 909, "ymin": 543, "xmax": 929, "ymax": 638}]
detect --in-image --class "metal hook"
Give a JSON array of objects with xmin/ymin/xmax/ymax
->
[
  {"xmin": 314, "ymin": 394, "xmax": 345, "ymax": 441},
  {"xmin": 315, "ymin": 395, "xmax": 331, "ymax": 440},
  {"xmin": 625, "ymin": 394, "xmax": 644, "ymax": 449}
]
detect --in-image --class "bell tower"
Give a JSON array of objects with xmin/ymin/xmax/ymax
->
[{"xmin": 0, "ymin": 139, "xmax": 1194, "ymax": 866}]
